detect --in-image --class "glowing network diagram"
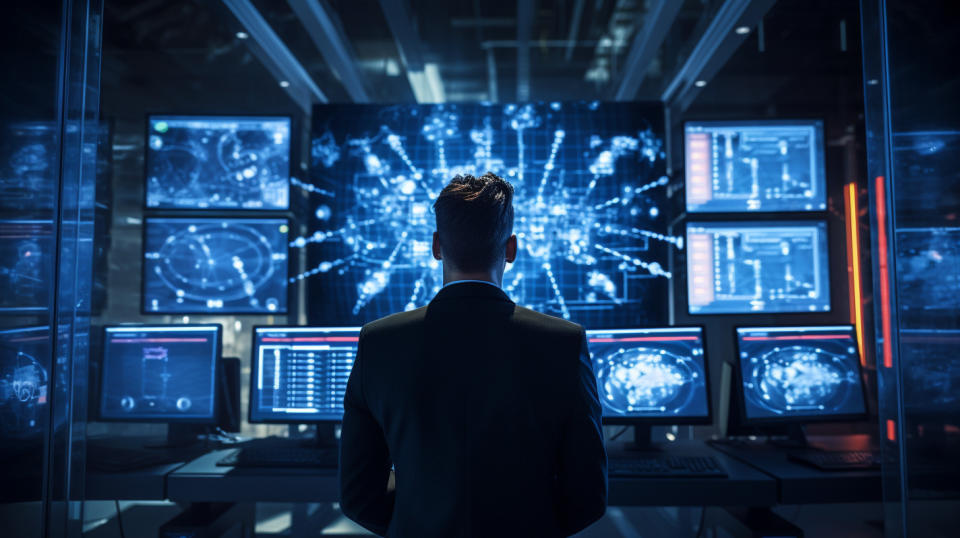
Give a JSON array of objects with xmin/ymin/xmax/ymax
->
[
  {"xmin": 143, "ymin": 218, "xmax": 289, "ymax": 314},
  {"xmin": 0, "ymin": 326, "xmax": 50, "ymax": 438},
  {"xmin": 0, "ymin": 220, "xmax": 52, "ymax": 313},
  {"xmin": 146, "ymin": 116, "xmax": 291, "ymax": 210},
  {"xmin": 299, "ymin": 102, "xmax": 677, "ymax": 328}
]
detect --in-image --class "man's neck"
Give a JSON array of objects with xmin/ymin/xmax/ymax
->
[{"xmin": 442, "ymin": 270, "xmax": 501, "ymax": 288}]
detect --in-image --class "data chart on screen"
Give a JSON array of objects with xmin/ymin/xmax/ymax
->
[
  {"xmin": 146, "ymin": 115, "xmax": 290, "ymax": 210},
  {"xmin": 736, "ymin": 326, "xmax": 865, "ymax": 421},
  {"xmin": 686, "ymin": 221, "xmax": 830, "ymax": 314},
  {"xmin": 100, "ymin": 325, "xmax": 220, "ymax": 421},
  {"xmin": 685, "ymin": 120, "xmax": 826, "ymax": 213},
  {"xmin": 303, "ymin": 102, "xmax": 675, "ymax": 328},
  {"xmin": 586, "ymin": 327, "xmax": 709, "ymax": 420},
  {"xmin": 250, "ymin": 327, "xmax": 360, "ymax": 422},
  {"xmin": 143, "ymin": 218, "xmax": 289, "ymax": 314}
]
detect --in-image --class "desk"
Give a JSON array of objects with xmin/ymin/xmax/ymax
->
[
  {"xmin": 86, "ymin": 463, "xmax": 185, "ymax": 500},
  {"xmin": 709, "ymin": 440, "xmax": 882, "ymax": 504}
]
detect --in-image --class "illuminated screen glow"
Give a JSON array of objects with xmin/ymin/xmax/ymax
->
[
  {"xmin": 736, "ymin": 325, "xmax": 865, "ymax": 420},
  {"xmin": 250, "ymin": 327, "xmax": 359, "ymax": 423},
  {"xmin": 587, "ymin": 327, "xmax": 708, "ymax": 419},
  {"xmin": 100, "ymin": 326, "xmax": 220, "ymax": 421},
  {"xmin": 685, "ymin": 120, "xmax": 826, "ymax": 213},
  {"xmin": 143, "ymin": 218, "xmax": 289, "ymax": 314},
  {"xmin": 686, "ymin": 221, "xmax": 831, "ymax": 314},
  {"xmin": 303, "ymin": 102, "xmax": 676, "ymax": 328},
  {"xmin": 0, "ymin": 326, "xmax": 51, "ymax": 437},
  {"xmin": 145, "ymin": 115, "xmax": 290, "ymax": 210}
]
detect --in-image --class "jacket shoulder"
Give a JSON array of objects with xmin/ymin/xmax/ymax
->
[
  {"xmin": 361, "ymin": 306, "xmax": 428, "ymax": 338},
  {"xmin": 511, "ymin": 305, "xmax": 584, "ymax": 337}
]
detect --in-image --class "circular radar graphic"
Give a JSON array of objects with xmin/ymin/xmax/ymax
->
[
  {"xmin": 743, "ymin": 345, "xmax": 860, "ymax": 415},
  {"xmin": 152, "ymin": 222, "xmax": 281, "ymax": 310},
  {"xmin": 595, "ymin": 347, "xmax": 704, "ymax": 415}
]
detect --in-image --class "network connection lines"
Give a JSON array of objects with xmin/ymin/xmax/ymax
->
[{"xmin": 300, "ymin": 102, "xmax": 677, "ymax": 329}]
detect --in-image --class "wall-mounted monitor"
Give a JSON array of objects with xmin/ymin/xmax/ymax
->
[
  {"xmin": 0, "ymin": 220, "xmax": 53, "ymax": 314},
  {"xmin": 145, "ymin": 115, "xmax": 291, "ymax": 210},
  {"xmin": 0, "ymin": 326, "xmax": 51, "ymax": 438},
  {"xmin": 249, "ymin": 326, "xmax": 360, "ymax": 423},
  {"xmin": 142, "ymin": 218, "xmax": 289, "ymax": 314},
  {"xmin": 734, "ymin": 325, "xmax": 866, "ymax": 422},
  {"xmin": 99, "ymin": 325, "xmax": 221, "ymax": 422},
  {"xmin": 686, "ymin": 221, "xmax": 831, "ymax": 314},
  {"xmin": 685, "ymin": 120, "xmax": 826, "ymax": 213},
  {"xmin": 586, "ymin": 327, "xmax": 710, "ymax": 423}
]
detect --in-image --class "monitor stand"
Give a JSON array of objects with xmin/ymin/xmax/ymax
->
[
  {"xmin": 620, "ymin": 425, "xmax": 663, "ymax": 452},
  {"xmin": 291, "ymin": 424, "xmax": 339, "ymax": 449},
  {"xmin": 766, "ymin": 424, "xmax": 810, "ymax": 449},
  {"xmin": 143, "ymin": 424, "xmax": 208, "ymax": 449}
]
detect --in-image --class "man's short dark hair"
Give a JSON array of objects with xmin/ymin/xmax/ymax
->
[{"xmin": 433, "ymin": 173, "xmax": 515, "ymax": 272}]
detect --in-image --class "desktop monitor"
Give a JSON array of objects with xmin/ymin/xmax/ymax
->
[
  {"xmin": 586, "ymin": 327, "xmax": 710, "ymax": 424},
  {"xmin": 142, "ymin": 217, "xmax": 289, "ymax": 314},
  {"xmin": 99, "ymin": 325, "xmax": 221, "ymax": 422},
  {"xmin": 686, "ymin": 221, "xmax": 831, "ymax": 314},
  {"xmin": 734, "ymin": 325, "xmax": 866, "ymax": 423},
  {"xmin": 684, "ymin": 120, "xmax": 826, "ymax": 213},
  {"xmin": 249, "ymin": 326, "xmax": 360, "ymax": 423},
  {"xmin": 145, "ymin": 115, "xmax": 291, "ymax": 210}
]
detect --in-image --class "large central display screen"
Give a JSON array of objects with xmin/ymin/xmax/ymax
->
[
  {"xmin": 686, "ymin": 221, "xmax": 831, "ymax": 314},
  {"xmin": 303, "ymin": 102, "xmax": 674, "ymax": 328}
]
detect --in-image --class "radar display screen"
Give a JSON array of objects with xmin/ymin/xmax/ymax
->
[
  {"xmin": 143, "ymin": 218, "xmax": 289, "ymax": 314},
  {"xmin": 686, "ymin": 221, "xmax": 831, "ymax": 314},
  {"xmin": 146, "ymin": 115, "xmax": 290, "ymax": 210},
  {"xmin": 735, "ymin": 325, "xmax": 865, "ymax": 421},
  {"xmin": 586, "ymin": 327, "xmax": 709, "ymax": 422},
  {"xmin": 685, "ymin": 120, "xmax": 826, "ymax": 213},
  {"xmin": 304, "ymin": 102, "xmax": 676, "ymax": 328},
  {"xmin": 249, "ymin": 326, "xmax": 359, "ymax": 423},
  {"xmin": 99, "ymin": 325, "xmax": 220, "ymax": 422}
]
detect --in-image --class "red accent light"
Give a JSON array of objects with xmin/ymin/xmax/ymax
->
[
  {"xmin": 875, "ymin": 176, "xmax": 894, "ymax": 369},
  {"xmin": 110, "ymin": 338, "xmax": 209, "ymax": 343},
  {"xmin": 261, "ymin": 336, "xmax": 359, "ymax": 343},
  {"xmin": 588, "ymin": 336, "xmax": 699, "ymax": 343},
  {"xmin": 740, "ymin": 335, "xmax": 851, "ymax": 341},
  {"xmin": 886, "ymin": 419, "xmax": 896, "ymax": 442}
]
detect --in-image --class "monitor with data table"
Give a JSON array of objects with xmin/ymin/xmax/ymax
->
[
  {"xmin": 686, "ymin": 221, "xmax": 831, "ymax": 314},
  {"xmin": 685, "ymin": 120, "xmax": 826, "ymax": 213},
  {"xmin": 586, "ymin": 327, "xmax": 710, "ymax": 424},
  {"xmin": 735, "ymin": 325, "xmax": 866, "ymax": 423},
  {"xmin": 249, "ymin": 326, "xmax": 360, "ymax": 423},
  {"xmin": 99, "ymin": 325, "xmax": 221, "ymax": 422}
]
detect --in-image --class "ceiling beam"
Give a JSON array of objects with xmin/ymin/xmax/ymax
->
[
  {"xmin": 287, "ymin": 0, "xmax": 370, "ymax": 102},
  {"xmin": 612, "ymin": 0, "xmax": 683, "ymax": 101},
  {"xmin": 516, "ymin": 0, "xmax": 534, "ymax": 102},
  {"xmin": 222, "ymin": 0, "xmax": 326, "ymax": 114},
  {"xmin": 377, "ymin": 0, "xmax": 425, "ymax": 72},
  {"xmin": 564, "ymin": 0, "xmax": 586, "ymax": 61},
  {"xmin": 661, "ymin": 0, "xmax": 777, "ymax": 111}
]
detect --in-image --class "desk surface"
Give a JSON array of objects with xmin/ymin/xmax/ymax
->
[{"xmin": 709, "ymin": 439, "xmax": 882, "ymax": 504}]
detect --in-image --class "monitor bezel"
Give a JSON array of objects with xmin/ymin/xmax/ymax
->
[
  {"xmin": 684, "ymin": 219, "xmax": 833, "ymax": 316},
  {"xmin": 142, "ymin": 113, "xmax": 293, "ymax": 212},
  {"xmin": 681, "ymin": 118, "xmax": 828, "ymax": 215},
  {"xmin": 586, "ymin": 325, "xmax": 713, "ymax": 426},
  {"xmin": 248, "ymin": 325, "xmax": 362, "ymax": 425},
  {"xmin": 732, "ymin": 324, "xmax": 869, "ymax": 425},
  {"xmin": 139, "ymin": 216, "xmax": 291, "ymax": 315},
  {"xmin": 97, "ymin": 324, "xmax": 223, "ymax": 424}
]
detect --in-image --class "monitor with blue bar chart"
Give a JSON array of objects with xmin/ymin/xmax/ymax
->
[
  {"xmin": 735, "ymin": 325, "xmax": 866, "ymax": 422},
  {"xmin": 586, "ymin": 327, "xmax": 710, "ymax": 423},
  {"xmin": 249, "ymin": 326, "xmax": 360, "ymax": 423},
  {"xmin": 99, "ymin": 325, "xmax": 221, "ymax": 422},
  {"xmin": 685, "ymin": 120, "xmax": 826, "ymax": 213}
]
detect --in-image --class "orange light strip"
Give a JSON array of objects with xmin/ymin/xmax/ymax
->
[
  {"xmin": 886, "ymin": 419, "xmax": 897, "ymax": 442},
  {"xmin": 875, "ymin": 176, "xmax": 894, "ymax": 369},
  {"xmin": 845, "ymin": 183, "xmax": 866, "ymax": 365}
]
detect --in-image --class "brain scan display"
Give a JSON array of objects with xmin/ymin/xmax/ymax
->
[
  {"xmin": 0, "ymin": 327, "xmax": 50, "ymax": 438},
  {"xmin": 146, "ymin": 116, "xmax": 290, "ymax": 210},
  {"xmin": 303, "ymin": 102, "xmax": 676, "ymax": 328},
  {"xmin": 896, "ymin": 227, "xmax": 960, "ymax": 330},
  {"xmin": 143, "ymin": 218, "xmax": 289, "ymax": 314},
  {"xmin": 100, "ymin": 326, "xmax": 219, "ymax": 421},
  {"xmin": 685, "ymin": 120, "xmax": 826, "ymax": 213},
  {"xmin": 686, "ymin": 221, "xmax": 831, "ymax": 314},
  {"xmin": 0, "ymin": 220, "xmax": 53, "ymax": 313},
  {"xmin": 736, "ymin": 326, "xmax": 866, "ymax": 420},
  {"xmin": 587, "ymin": 327, "xmax": 708, "ymax": 418}
]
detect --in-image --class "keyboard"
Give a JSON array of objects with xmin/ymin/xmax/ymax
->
[
  {"xmin": 788, "ymin": 450, "xmax": 880, "ymax": 471},
  {"xmin": 218, "ymin": 446, "xmax": 339, "ymax": 468},
  {"xmin": 608, "ymin": 456, "xmax": 726, "ymax": 478}
]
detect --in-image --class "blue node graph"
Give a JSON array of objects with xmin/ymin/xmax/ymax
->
[
  {"xmin": 143, "ymin": 218, "xmax": 289, "ymax": 314},
  {"xmin": 0, "ymin": 326, "xmax": 51, "ymax": 438},
  {"xmin": 146, "ymin": 116, "xmax": 290, "ymax": 210},
  {"xmin": 301, "ymin": 102, "xmax": 676, "ymax": 328}
]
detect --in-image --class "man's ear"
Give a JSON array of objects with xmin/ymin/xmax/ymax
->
[
  {"xmin": 432, "ymin": 231, "xmax": 443, "ymax": 261},
  {"xmin": 505, "ymin": 234, "xmax": 518, "ymax": 264}
]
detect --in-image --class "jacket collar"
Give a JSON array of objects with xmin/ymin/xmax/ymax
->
[{"xmin": 431, "ymin": 281, "xmax": 513, "ymax": 304}]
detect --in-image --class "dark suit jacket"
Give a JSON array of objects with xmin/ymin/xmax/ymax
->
[{"xmin": 339, "ymin": 281, "xmax": 607, "ymax": 537}]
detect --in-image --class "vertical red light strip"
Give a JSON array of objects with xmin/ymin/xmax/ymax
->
[
  {"xmin": 886, "ymin": 419, "xmax": 897, "ymax": 442},
  {"xmin": 845, "ymin": 183, "xmax": 867, "ymax": 365},
  {"xmin": 875, "ymin": 176, "xmax": 894, "ymax": 369}
]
